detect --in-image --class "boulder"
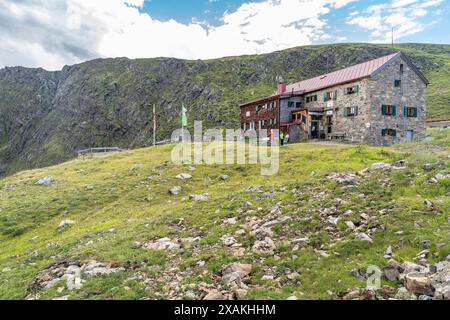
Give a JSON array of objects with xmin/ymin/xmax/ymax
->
[
  {"xmin": 404, "ymin": 273, "xmax": 434, "ymax": 296},
  {"xmin": 176, "ymin": 173, "xmax": 192, "ymax": 180},
  {"xmin": 169, "ymin": 186, "xmax": 181, "ymax": 195},
  {"xmin": 203, "ymin": 290, "xmax": 225, "ymax": 300},
  {"xmin": 36, "ymin": 177, "xmax": 56, "ymax": 186},
  {"xmin": 221, "ymin": 263, "xmax": 252, "ymax": 285}
]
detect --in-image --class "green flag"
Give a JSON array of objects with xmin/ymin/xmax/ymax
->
[{"xmin": 182, "ymin": 105, "xmax": 187, "ymax": 127}]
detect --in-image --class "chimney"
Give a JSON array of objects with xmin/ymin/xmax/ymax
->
[{"xmin": 277, "ymin": 76, "xmax": 286, "ymax": 94}]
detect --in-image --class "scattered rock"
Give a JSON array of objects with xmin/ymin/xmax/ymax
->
[
  {"xmin": 383, "ymin": 266, "xmax": 400, "ymax": 281},
  {"xmin": 369, "ymin": 163, "xmax": 393, "ymax": 172},
  {"xmin": 395, "ymin": 287, "xmax": 417, "ymax": 300},
  {"xmin": 169, "ymin": 186, "xmax": 181, "ymax": 195},
  {"xmin": 394, "ymin": 160, "xmax": 407, "ymax": 167},
  {"xmin": 221, "ymin": 263, "xmax": 252, "ymax": 285},
  {"xmin": 355, "ymin": 233, "xmax": 373, "ymax": 243},
  {"xmin": 220, "ymin": 235, "xmax": 238, "ymax": 247},
  {"xmin": 252, "ymin": 237, "xmax": 276, "ymax": 254},
  {"xmin": 36, "ymin": 177, "xmax": 56, "ymax": 186},
  {"xmin": 142, "ymin": 238, "xmax": 181, "ymax": 251},
  {"xmin": 219, "ymin": 175, "xmax": 229, "ymax": 181},
  {"xmin": 203, "ymin": 290, "xmax": 225, "ymax": 300},
  {"xmin": 327, "ymin": 173, "xmax": 358, "ymax": 186},
  {"xmin": 190, "ymin": 194, "xmax": 209, "ymax": 201},
  {"xmin": 345, "ymin": 221, "xmax": 356, "ymax": 230},
  {"xmin": 287, "ymin": 296, "xmax": 298, "ymax": 300},
  {"xmin": 223, "ymin": 217, "xmax": 237, "ymax": 225},
  {"xmin": 242, "ymin": 201, "xmax": 253, "ymax": 207},
  {"xmin": 176, "ymin": 173, "xmax": 192, "ymax": 180},
  {"xmin": 262, "ymin": 216, "xmax": 291, "ymax": 228},
  {"xmin": 58, "ymin": 220, "xmax": 75, "ymax": 230},
  {"xmin": 421, "ymin": 240, "xmax": 432, "ymax": 249}
]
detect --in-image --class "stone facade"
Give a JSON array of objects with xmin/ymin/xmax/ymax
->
[
  {"xmin": 239, "ymin": 54, "xmax": 427, "ymax": 146},
  {"xmin": 367, "ymin": 57, "xmax": 427, "ymax": 146}
]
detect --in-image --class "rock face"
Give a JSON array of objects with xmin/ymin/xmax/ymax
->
[{"xmin": 0, "ymin": 44, "xmax": 443, "ymax": 176}]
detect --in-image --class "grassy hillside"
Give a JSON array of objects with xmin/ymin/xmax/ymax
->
[
  {"xmin": 0, "ymin": 129, "xmax": 448, "ymax": 300},
  {"xmin": 1, "ymin": 43, "xmax": 450, "ymax": 176}
]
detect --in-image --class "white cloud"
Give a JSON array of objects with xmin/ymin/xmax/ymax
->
[
  {"xmin": 346, "ymin": 0, "xmax": 443, "ymax": 42},
  {"xmin": 0, "ymin": 0, "xmax": 358, "ymax": 70}
]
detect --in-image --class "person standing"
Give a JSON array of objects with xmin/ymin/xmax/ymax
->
[
  {"xmin": 285, "ymin": 133, "xmax": 290, "ymax": 144},
  {"xmin": 280, "ymin": 131, "xmax": 285, "ymax": 146}
]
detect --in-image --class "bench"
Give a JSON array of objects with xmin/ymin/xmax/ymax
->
[{"xmin": 330, "ymin": 133, "xmax": 346, "ymax": 141}]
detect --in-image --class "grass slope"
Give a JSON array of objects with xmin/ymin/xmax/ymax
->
[{"xmin": 0, "ymin": 129, "xmax": 449, "ymax": 300}]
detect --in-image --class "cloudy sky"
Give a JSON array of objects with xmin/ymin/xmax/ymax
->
[{"xmin": 0, "ymin": 0, "xmax": 448, "ymax": 70}]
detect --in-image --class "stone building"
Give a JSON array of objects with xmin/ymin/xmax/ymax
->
[{"xmin": 240, "ymin": 52, "xmax": 429, "ymax": 146}]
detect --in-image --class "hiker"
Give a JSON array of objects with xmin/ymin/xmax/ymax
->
[
  {"xmin": 285, "ymin": 133, "xmax": 290, "ymax": 144},
  {"xmin": 280, "ymin": 131, "xmax": 285, "ymax": 146},
  {"xmin": 269, "ymin": 129, "xmax": 274, "ymax": 144}
]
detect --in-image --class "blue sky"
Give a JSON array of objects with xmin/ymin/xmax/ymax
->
[
  {"xmin": 0, "ymin": 0, "xmax": 449, "ymax": 70},
  {"xmin": 141, "ymin": 0, "xmax": 450, "ymax": 44}
]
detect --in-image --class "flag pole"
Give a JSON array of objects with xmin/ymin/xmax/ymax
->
[
  {"xmin": 153, "ymin": 104, "xmax": 156, "ymax": 146},
  {"xmin": 181, "ymin": 103, "xmax": 183, "ymax": 142}
]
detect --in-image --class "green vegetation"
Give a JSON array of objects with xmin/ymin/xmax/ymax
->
[{"xmin": 0, "ymin": 129, "xmax": 448, "ymax": 300}]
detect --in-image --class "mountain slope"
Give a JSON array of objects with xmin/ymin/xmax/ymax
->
[
  {"xmin": 0, "ymin": 129, "xmax": 448, "ymax": 300},
  {"xmin": 1, "ymin": 43, "xmax": 450, "ymax": 176}
]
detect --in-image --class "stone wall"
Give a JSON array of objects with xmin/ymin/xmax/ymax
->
[
  {"xmin": 367, "ymin": 56, "xmax": 427, "ymax": 146},
  {"xmin": 301, "ymin": 79, "xmax": 371, "ymax": 143}
]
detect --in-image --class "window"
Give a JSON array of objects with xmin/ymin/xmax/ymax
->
[
  {"xmin": 400, "ymin": 64, "xmax": 404, "ymax": 74},
  {"xmin": 344, "ymin": 106, "xmax": 358, "ymax": 117},
  {"xmin": 404, "ymin": 107, "xmax": 418, "ymax": 118},
  {"xmin": 394, "ymin": 80, "xmax": 401, "ymax": 87},
  {"xmin": 256, "ymin": 105, "xmax": 262, "ymax": 113},
  {"xmin": 288, "ymin": 101, "xmax": 294, "ymax": 108},
  {"xmin": 306, "ymin": 95, "xmax": 318, "ymax": 103},
  {"xmin": 344, "ymin": 85, "xmax": 359, "ymax": 95},
  {"xmin": 245, "ymin": 111, "xmax": 250, "ymax": 117},
  {"xmin": 382, "ymin": 129, "xmax": 397, "ymax": 137},
  {"xmin": 382, "ymin": 105, "xmax": 397, "ymax": 116},
  {"xmin": 295, "ymin": 102, "xmax": 301, "ymax": 108},
  {"xmin": 324, "ymin": 91, "xmax": 337, "ymax": 102}
]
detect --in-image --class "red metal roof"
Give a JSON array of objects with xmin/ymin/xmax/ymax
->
[{"xmin": 280, "ymin": 52, "xmax": 401, "ymax": 95}]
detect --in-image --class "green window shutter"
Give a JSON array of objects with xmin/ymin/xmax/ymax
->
[
  {"xmin": 355, "ymin": 106, "xmax": 358, "ymax": 116},
  {"xmin": 392, "ymin": 129, "xmax": 397, "ymax": 137},
  {"xmin": 404, "ymin": 107, "xmax": 407, "ymax": 117},
  {"xmin": 324, "ymin": 93, "xmax": 328, "ymax": 102},
  {"xmin": 356, "ymin": 85, "xmax": 360, "ymax": 93},
  {"xmin": 314, "ymin": 95, "xmax": 318, "ymax": 102},
  {"xmin": 343, "ymin": 88, "xmax": 347, "ymax": 95},
  {"xmin": 382, "ymin": 129, "xmax": 387, "ymax": 136},
  {"xmin": 333, "ymin": 90, "xmax": 337, "ymax": 100},
  {"xmin": 382, "ymin": 105, "xmax": 386, "ymax": 115},
  {"xmin": 413, "ymin": 107, "xmax": 418, "ymax": 117},
  {"xmin": 392, "ymin": 105, "xmax": 397, "ymax": 116}
]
